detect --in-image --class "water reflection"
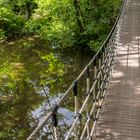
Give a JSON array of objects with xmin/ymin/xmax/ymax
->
[{"xmin": 0, "ymin": 40, "xmax": 92, "ymax": 139}]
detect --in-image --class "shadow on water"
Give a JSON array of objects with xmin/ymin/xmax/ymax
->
[{"xmin": 0, "ymin": 39, "xmax": 93, "ymax": 140}]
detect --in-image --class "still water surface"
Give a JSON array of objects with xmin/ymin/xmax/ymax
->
[{"xmin": 0, "ymin": 40, "xmax": 93, "ymax": 140}]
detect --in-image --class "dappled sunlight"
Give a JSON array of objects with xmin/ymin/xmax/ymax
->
[
  {"xmin": 134, "ymin": 86, "xmax": 140, "ymax": 94},
  {"xmin": 127, "ymin": 60, "xmax": 139, "ymax": 67},
  {"xmin": 96, "ymin": 1, "xmax": 140, "ymax": 139},
  {"xmin": 10, "ymin": 63, "xmax": 27, "ymax": 81},
  {"xmin": 0, "ymin": 62, "xmax": 27, "ymax": 83},
  {"xmin": 7, "ymin": 41, "xmax": 15, "ymax": 45},
  {"xmin": 134, "ymin": 36, "xmax": 140, "ymax": 39},
  {"xmin": 116, "ymin": 38, "xmax": 140, "ymax": 67},
  {"xmin": 113, "ymin": 70, "xmax": 124, "ymax": 78},
  {"xmin": 111, "ymin": 80, "xmax": 121, "ymax": 84},
  {"xmin": 96, "ymin": 127, "xmax": 121, "ymax": 140}
]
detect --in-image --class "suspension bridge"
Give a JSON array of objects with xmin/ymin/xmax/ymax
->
[{"xmin": 27, "ymin": 0, "xmax": 140, "ymax": 139}]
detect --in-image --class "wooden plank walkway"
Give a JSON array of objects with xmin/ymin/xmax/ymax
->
[{"xmin": 95, "ymin": 0, "xmax": 140, "ymax": 139}]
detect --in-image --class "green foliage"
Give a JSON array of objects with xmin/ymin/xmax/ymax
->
[
  {"xmin": 0, "ymin": 0, "xmax": 121, "ymax": 51},
  {"xmin": 41, "ymin": 53, "xmax": 64, "ymax": 75},
  {"xmin": 0, "ymin": 0, "xmax": 37, "ymax": 38},
  {"xmin": 32, "ymin": 0, "xmax": 121, "ymax": 50},
  {"xmin": 17, "ymin": 129, "xmax": 27, "ymax": 139},
  {"xmin": 39, "ymin": 53, "xmax": 65, "ymax": 88},
  {"xmin": 0, "ymin": 29, "xmax": 5, "ymax": 39},
  {"xmin": 24, "ymin": 19, "xmax": 40, "ymax": 35},
  {"xmin": 0, "ymin": 131, "xmax": 7, "ymax": 139},
  {"xmin": 0, "ymin": 4, "xmax": 25, "ymax": 38}
]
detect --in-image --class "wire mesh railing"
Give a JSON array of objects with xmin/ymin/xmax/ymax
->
[{"xmin": 27, "ymin": 0, "xmax": 127, "ymax": 139}]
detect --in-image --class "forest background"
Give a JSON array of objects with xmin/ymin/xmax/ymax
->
[{"xmin": 0, "ymin": 0, "xmax": 121, "ymax": 52}]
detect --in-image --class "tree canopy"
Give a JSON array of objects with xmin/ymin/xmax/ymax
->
[
  {"xmin": 0, "ymin": 0, "xmax": 121, "ymax": 51},
  {"xmin": 0, "ymin": 0, "xmax": 122, "ymax": 139}
]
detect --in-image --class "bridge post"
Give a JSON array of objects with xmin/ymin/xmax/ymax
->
[
  {"xmin": 51, "ymin": 105, "xmax": 59, "ymax": 140},
  {"xmin": 86, "ymin": 66, "xmax": 90, "ymax": 139},
  {"xmin": 93, "ymin": 58, "xmax": 97, "ymax": 121},
  {"xmin": 73, "ymin": 80, "xmax": 79, "ymax": 140},
  {"xmin": 98, "ymin": 53, "xmax": 102, "ymax": 110}
]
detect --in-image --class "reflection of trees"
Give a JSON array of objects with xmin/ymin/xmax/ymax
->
[
  {"xmin": 0, "ymin": 43, "xmax": 45, "ymax": 139},
  {"xmin": 0, "ymin": 41, "xmax": 93, "ymax": 139},
  {"xmin": 36, "ymin": 50, "xmax": 94, "ymax": 139},
  {"xmin": 0, "ymin": 80, "xmax": 43, "ymax": 139}
]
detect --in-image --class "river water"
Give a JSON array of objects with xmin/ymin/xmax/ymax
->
[{"xmin": 0, "ymin": 40, "xmax": 93, "ymax": 140}]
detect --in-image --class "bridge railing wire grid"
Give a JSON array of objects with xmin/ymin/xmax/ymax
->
[{"xmin": 27, "ymin": 0, "xmax": 127, "ymax": 139}]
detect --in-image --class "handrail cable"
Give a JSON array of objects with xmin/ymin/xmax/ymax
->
[{"xmin": 27, "ymin": 0, "xmax": 127, "ymax": 139}]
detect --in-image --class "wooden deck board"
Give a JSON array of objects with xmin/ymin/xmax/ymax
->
[{"xmin": 95, "ymin": 0, "xmax": 140, "ymax": 139}]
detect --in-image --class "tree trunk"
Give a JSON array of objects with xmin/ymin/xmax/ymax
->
[
  {"xmin": 26, "ymin": 1, "xmax": 32, "ymax": 19},
  {"xmin": 73, "ymin": 0, "xmax": 84, "ymax": 32}
]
